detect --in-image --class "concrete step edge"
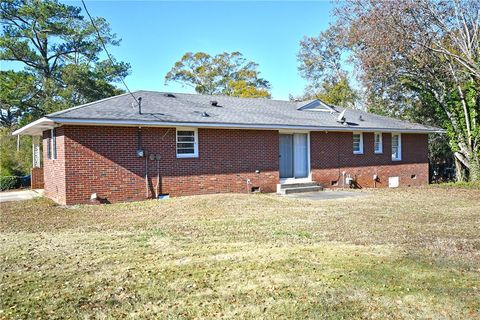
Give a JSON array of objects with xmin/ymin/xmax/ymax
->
[
  {"xmin": 281, "ymin": 186, "xmax": 323, "ymax": 194},
  {"xmin": 280, "ymin": 182, "xmax": 318, "ymax": 189}
]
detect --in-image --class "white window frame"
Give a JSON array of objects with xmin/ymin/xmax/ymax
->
[
  {"xmin": 176, "ymin": 128, "xmax": 198, "ymax": 158},
  {"xmin": 391, "ymin": 133, "xmax": 402, "ymax": 161},
  {"xmin": 353, "ymin": 132, "xmax": 363, "ymax": 154},
  {"xmin": 51, "ymin": 128, "xmax": 57, "ymax": 160},
  {"xmin": 47, "ymin": 131, "xmax": 52, "ymax": 159},
  {"xmin": 374, "ymin": 132, "xmax": 383, "ymax": 154}
]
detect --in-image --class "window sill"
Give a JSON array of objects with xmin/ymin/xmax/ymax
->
[
  {"xmin": 392, "ymin": 158, "xmax": 402, "ymax": 161},
  {"xmin": 374, "ymin": 151, "xmax": 383, "ymax": 154},
  {"xmin": 353, "ymin": 152, "xmax": 364, "ymax": 155},
  {"xmin": 176, "ymin": 154, "xmax": 198, "ymax": 159}
]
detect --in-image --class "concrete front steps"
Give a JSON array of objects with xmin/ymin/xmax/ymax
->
[{"xmin": 276, "ymin": 182, "xmax": 323, "ymax": 195}]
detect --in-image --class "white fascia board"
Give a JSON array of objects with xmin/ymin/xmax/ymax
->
[
  {"xmin": 48, "ymin": 117, "xmax": 444, "ymax": 134},
  {"xmin": 12, "ymin": 117, "xmax": 56, "ymax": 136}
]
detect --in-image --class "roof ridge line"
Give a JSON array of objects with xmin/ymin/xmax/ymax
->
[{"xmin": 141, "ymin": 90, "xmax": 310, "ymax": 104}]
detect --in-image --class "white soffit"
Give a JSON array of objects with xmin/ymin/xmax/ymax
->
[{"xmin": 12, "ymin": 117, "xmax": 56, "ymax": 136}]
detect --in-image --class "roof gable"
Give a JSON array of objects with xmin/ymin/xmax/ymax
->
[{"xmin": 297, "ymin": 100, "xmax": 337, "ymax": 113}]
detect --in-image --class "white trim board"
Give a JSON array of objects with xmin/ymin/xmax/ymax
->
[
  {"xmin": 13, "ymin": 116, "xmax": 444, "ymax": 136},
  {"xmin": 279, "ymin": 177, "xmax": 312, "ymax": 184}
]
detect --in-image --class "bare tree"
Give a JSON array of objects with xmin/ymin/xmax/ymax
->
[{"xmin": 335, "ymin": 0, "xmax": 479, "ymax": 180}]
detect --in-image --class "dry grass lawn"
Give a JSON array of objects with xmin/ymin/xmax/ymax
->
[{"xmin": 1, "ymin": 187, "xmax": 479, "ymax": 319}]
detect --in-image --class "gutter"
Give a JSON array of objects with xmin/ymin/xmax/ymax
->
[
  {"xmin": 12, "ymin": 117, "xmax": 56, "ymax": 136},
  {"xmin": 12, "ymin": 116, "xmax": 445, "ymax": 136}
]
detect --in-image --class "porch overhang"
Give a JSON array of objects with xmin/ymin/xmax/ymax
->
[{"xmin": 12, "ymin": 117, "xmax": 56, "ymax": 136}]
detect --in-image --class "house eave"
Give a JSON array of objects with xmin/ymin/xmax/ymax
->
[
  {"xmin": 41, "ymin": 117, "xmax": 443, "ymax": 134},
  {"xmin": 12, "ymin": 117, "xmax": 56, "ymax": 136},
  {"xmin": 12, "ymin": 116, "xmax": 443, "ymax": 135}
]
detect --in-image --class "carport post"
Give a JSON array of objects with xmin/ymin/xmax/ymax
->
[{"xmin": 32, "ymin": 136, "xmax": 41, "ymax": 168}]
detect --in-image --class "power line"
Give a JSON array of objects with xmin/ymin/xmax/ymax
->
[{"xmin": 80, "ymin": 0, "xmax": 139, "ymax": 106}]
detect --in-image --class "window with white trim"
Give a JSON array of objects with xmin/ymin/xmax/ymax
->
[
  {"xmin": 391, "ymin": 133, "xmax": 402, "ymax": 161},
  {"xmin": 353, "ymin": 133, "xmax": 363, "ymax": 154},
  {"xmin": 176, "ymin": 129, "xmax": 198, "ymax": 158},
  {"xmin": 47, "ymin": 131, "xmax": 52, "ymax": 159},
  {"xmin": 51, "ymin": 128, "xmax": 57, "ymax": 160},
  {"xmin": 374, "ymin": 132, "xmax": 383, "ymax": 154}
]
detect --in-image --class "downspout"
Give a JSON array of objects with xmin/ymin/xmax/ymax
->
[
  {"xmin": 155, "ymin": 155, "xmax": 161, "ymax": 199},
  {"xmin": 137, "ymin": 96, "xmax": 148, "ymax": 198},
  {"xmin": 145, "ymin": 155, "xmax": 149, "ymax": 199}
]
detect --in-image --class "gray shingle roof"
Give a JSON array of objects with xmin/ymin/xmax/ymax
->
[{"xmin": 17, "ymin": 90, "xmax": 442, "ymax": 135}]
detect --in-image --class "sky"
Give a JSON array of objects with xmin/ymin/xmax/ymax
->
[{"xmin": 5, "ymin": 1, "xmax": 336, "ymax": 100}]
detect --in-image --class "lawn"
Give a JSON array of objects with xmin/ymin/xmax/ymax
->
[{"xmin": 1, "ymin": 187, "xmax": 479, "ymax": 319}]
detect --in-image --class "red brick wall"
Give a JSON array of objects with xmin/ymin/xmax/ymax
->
[
  {"xmin": 43, "ymin": 128, "xmax": 66, "ymax": 204},
  {"xmin": 41, "ymin": 126, "xmax": 429, "ymax": 205},
  {"xmin": 30, "ymin": 167, "xmax": 44, "ymax": 189},
  {"xmin": 60, "ymin": 126, "xmax": 279, "ymax": 204},
  {"xmin": 310, "ymin": 132, "xmax": 429, "ymax": 188}
]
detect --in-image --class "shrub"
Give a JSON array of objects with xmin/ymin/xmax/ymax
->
[
  {"xmin": 0, "ymin": 128, "xmax": 32, "ymax": 177},
  {"xmin": 0, "ymin": 176, "xmax": 21, "ymax": 191}
]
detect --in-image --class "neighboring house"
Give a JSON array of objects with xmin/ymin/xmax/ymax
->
[{"xmin": 14, "ymin": 91, "xmax": 441, "ymax": 205}]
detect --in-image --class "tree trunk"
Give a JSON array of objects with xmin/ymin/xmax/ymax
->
[
  {"xmin": 454, "ymin": 152, "xmax": 467, "ymax": 182},
  {"xmin": 469, "ymin": 153, "xmax": 480, "ymax": 182}
]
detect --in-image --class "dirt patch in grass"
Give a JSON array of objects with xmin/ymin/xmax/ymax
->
[{"xmin": 1, "ymin": 187, "xmax": 479, "ymax": 319}]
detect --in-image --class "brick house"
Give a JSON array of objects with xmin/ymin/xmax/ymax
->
[{"xmin": 13, "ymin": 91, "xmax": 441, "ymax": 205}]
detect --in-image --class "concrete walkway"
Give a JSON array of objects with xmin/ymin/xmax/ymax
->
[
  {"xmin": 285, "ymin": 190, "xmax": 369, "ymax": 201},
  {"xmin": 0, "ymin": 189, "xmax": 43, "ymax": 203}
]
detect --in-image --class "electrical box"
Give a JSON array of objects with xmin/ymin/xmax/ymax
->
[{"xmin": 388, "ymin": 176, "xmax": 399, "ymax": 188}]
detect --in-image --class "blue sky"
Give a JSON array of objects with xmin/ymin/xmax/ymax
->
[
  {"xmin": 5, "ymin": 1, "xmax": 336, "ymax": 100},
  {"xmin": 77, "ymin": 0, "xmax": 336, "ymax": 100}
]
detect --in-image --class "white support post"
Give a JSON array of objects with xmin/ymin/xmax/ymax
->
[{"xmin": 32, "ymin": 136, "xmax": 41, "ymax": 168}]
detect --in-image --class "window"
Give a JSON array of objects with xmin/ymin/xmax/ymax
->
[
  {"xmin": 176, "ymin": 129, "xmax": 198, "ymax": 158},
  {"xmin": 374, "ymin": 132, "xmax": 383, "ymax": 154},
  {"xmin": 47, "ymin": 131, "xmax": 51, "ymax": 159},
  {"xmin": 51, "ymin": 128, "xmax": 57, "ymax": 160},
  {"xmin": 353, "ymin": 133, "xmax": 363, "ymax": 154},
  {"xmin": 392, "ymin": 133, "xmax": 402, "ymax": 161}
]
